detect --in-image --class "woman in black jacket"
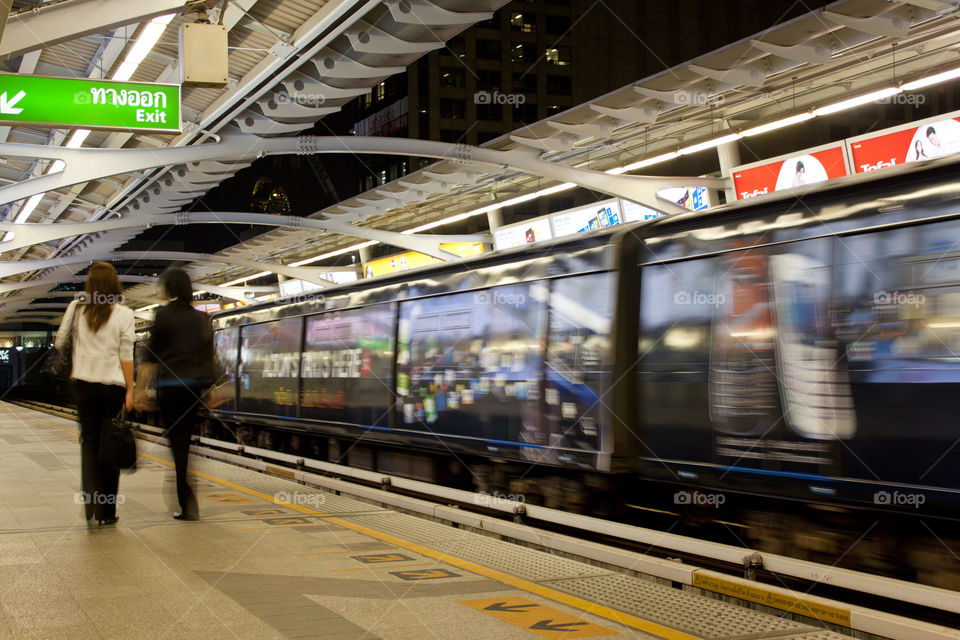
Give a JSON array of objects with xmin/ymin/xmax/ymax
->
[{"xmin": 136, "ymin": 268, "xmax": 215, "ymax": 520}]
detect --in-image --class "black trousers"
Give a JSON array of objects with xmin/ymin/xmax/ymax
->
[
  {"xmin": 158, "ymin": 385, "xmax": 203, "ymax": 518},
  {"xmin": 74, "ymin": 380, "xmax": 125, "ymax": 521}
]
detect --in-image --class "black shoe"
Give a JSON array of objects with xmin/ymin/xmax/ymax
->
[
  {"xmin": 97, "ymin": 517, "xmax": 119, "ymax": 526},
  {"xmin": 173, "ymin": 510, "xmax": 198, "ymax": 521}
]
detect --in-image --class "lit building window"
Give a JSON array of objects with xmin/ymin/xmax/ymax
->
[
  {"xmin": 511, "ymin": 13, "xmax": 535, "ymax": 33},
  {"xmin": 546, "ymin": 47, "xmax": 571, "ymax": 66}
]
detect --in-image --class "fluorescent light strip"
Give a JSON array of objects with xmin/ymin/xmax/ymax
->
[
  {"xmin": 812, "ymin": 87, "xmax": 901, "ymax": 117},
  {"xmin": 621, "ymin": 151, "xmax": 680, "ymax": 172},
  {"xmin": 741, "ymin": 112, "xmax": 814, "ymax": 137},
  {"xmin": 290, "ymin": 241, "xmax": 376, "ymax": 267},
  {"xmin": 221, "ymin": 270, "xmax": 272, "ymax": 287},
  {"xmin": 678, "ymin": 132, "xmax": 742, "ymax": 155},
  {"xmin": 136, "ymin": 304, "xmax": 159, "ymax": 312},
  {"xmin": 903, "ymin": 66, "xmax": 960, "ymax": 91}
]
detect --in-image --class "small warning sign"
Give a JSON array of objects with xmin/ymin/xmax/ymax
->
[
  {"xmin": 389, "ymin": 568, "xmax": 459, "ymax": 581},
  {"xmin": 460, "ymin": 597, "xmax": 618, "ymax": 639},
  {"xmin": 352, "ymin": 553, "xmax": 414, "ymax": 564}
]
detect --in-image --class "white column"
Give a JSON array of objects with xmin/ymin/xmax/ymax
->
[
  {"xmin": 716, "ymin": 141, "xmax": 741, "ymax": 205},
  {"xmin": 486, "ymin": 209, "xmax": 503, "ymax": 231},
  {"xmin": 357, "ymin": 246, "xmax": 373, "ymax": 278}
]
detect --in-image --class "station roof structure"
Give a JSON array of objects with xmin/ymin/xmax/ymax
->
[{"xmin": 1, "ymin": 0, "xmax": 960, "ymax": 325}]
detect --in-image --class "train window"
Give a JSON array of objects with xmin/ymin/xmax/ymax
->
[
  {"xmin": 212, "ymin": 327, "xmax": 239, "ymax": 412},
  {"xmin": 396, "ymin": 283, "xmax": 547, "ymax": 443},
  {"xmin": 238, "ymin": 317, "xmax": 302, "ymax": 417},
  {"xmin": 544, "ymin": 273, "xmax": 613, "ymax": 453},
  {"xmin": 637, "ymin": 259, "xmax": 717, "ymax": 462},
  {"xmin": 838, "ymin": 220, "xmax": 960, "ymax": 376},
  {"xmin": 301, "ymin": 304, "xmax": 395, "ymax": 427}
]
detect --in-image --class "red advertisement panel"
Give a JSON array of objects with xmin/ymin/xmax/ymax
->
[
  {"xmin": 732, "ymin": 146, "xmax": 848, "ymax": 200},
  {"xmin": 849, "ymin": 116, "xmax": 960, "ymax": 173}
]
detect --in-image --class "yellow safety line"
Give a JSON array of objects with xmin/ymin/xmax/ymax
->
[{"xmin": 11, "ymin": 404, "xmax": 705, "ymax": 640}]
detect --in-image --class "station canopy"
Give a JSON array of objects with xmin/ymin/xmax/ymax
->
[{"xmin": 0, "ymin": 0, "xmax": 958, "ymax": 324}]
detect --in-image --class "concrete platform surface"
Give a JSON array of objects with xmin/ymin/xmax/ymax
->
[{"xmin": 0, "ymin": 401, "xmax": 853, "ymax": 640}]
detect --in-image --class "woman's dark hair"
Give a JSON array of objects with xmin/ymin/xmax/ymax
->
[
  {"xmin": 159, "ymin": 268, "xmax": 193, "ymax": 307},
  {"xmin": 796, "ymin": 160, "xmax": 805, "ymax": 173},
  {"xmin": 83, "ymin": 262, "xmax": 123, "ymax": 332}
]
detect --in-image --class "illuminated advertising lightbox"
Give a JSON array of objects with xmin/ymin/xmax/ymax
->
[
  {"xmin": 551, "ymin": 199, "xmax": 622, "ymax": 237},
  {"xmin": 193, "ymin": 303, "xmax": 221, "ymax": 313},
  {"xmin": 620, "ymin": 199, "xmax": 663, "ymax": 222},
  {"xmin": 363, "ymin": 242, "xmax": 485, "ymax": 278},
  {"xmin": 848, "ymin": 110, "xmax": 960, "ymax": 173},
  {"xmin": 492, "ymin": 219, "xmax": 553, "ymax": 251},
  {"xmin": 657, "ymin": 186, "xmax": 710, "ymax": 210},
  {"xmin": 731, "ymin": 143, "xmax": 849, "ymax": 200}
]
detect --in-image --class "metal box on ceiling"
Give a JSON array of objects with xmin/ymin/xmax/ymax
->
[{"xmin": 179, "ymin": 23, "xmax": 229, "ymax": 88}]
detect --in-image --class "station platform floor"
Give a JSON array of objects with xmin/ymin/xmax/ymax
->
[{"xmin": 0, "ymin": 400, "xmax": 857, "ymax": 640}]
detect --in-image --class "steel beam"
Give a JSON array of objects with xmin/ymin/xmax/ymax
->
[
  {"xmin": 0, "ymin": 211, "xmax": 487, "ymax": 259},
  {"xmin": 0, "ymin": 135, "xmax": 727, "ymax": 214},
  {"xmin": 0, "ymin": 250, "xmax": 346, "ymax": 285},
  {"xmin": 0, "ymin": 0, "xmax": 189, "ymax": 60}
]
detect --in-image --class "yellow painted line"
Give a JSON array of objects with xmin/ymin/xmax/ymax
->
[
  {"xmin": 13, "ymin": 403, "xmax": 704, "ymax": 640},
  {"xmin": 331, "ymin": 563, "xmax": 437, "ymax": 573},
  {"xmin": 462, "ymin": 596, "xmax": 618, "ymax": 639},
  {"xmin": 625, "ymin": 504, "xmax": 679, "ymax": 516}
]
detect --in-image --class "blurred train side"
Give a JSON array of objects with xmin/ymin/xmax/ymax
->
[{"xmin": 146, "ymin": 156, "xmax": 960, "ymax": 521}]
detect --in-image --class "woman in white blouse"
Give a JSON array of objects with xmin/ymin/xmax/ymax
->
[{"xmin": 55, "ymin": 262, "xmax": 135, "ymax": 525}]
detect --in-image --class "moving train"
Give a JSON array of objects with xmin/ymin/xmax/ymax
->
[{"xmin": 27, "ymin": 151, "xmax": 960, "ymax": 587}]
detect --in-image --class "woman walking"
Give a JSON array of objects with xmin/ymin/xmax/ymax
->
[
  {"xmin": 56, "ymin": 262, "xmax": 135, "ymax": 526},
  {"xmin": 137, "ymin": 268, "xmax": 215, "ymax": 520}
]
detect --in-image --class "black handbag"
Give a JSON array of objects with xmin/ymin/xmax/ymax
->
[
  {"xmin": 100, "ymin": 408, "xmax": 138, "ymax": 470},
  {"xmin": 42, "ymin": 303, "xmax": 79, "ymax": 378}
]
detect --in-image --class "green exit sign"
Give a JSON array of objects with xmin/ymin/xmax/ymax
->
[{"xmin": 0, "ymin": 74, "xmax": 181, "ymax": 133}]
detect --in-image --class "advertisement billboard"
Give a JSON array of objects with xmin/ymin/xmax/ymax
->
[
  {"xmin": 731, "ymin": 143, "xmax": 849, "ymax": 200},
  {"xmin": 551, "ymin": 199, "xmax": 622, "ymax": 237},
  {"xmin": 848, "ymin": 111, "xmax": 960, "ymax": 173},
  {"xmin": 363, "ymin": 242, "xmax": 485, "ymax": 278}
]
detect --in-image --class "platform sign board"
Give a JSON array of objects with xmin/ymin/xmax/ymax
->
[
  {"xmin": 0, "ymin": 74, "xmax": 181, "ymax": 132},
  {"xmin": 847, "ymin": 109, "xmax": 960, "ymax": 173}
]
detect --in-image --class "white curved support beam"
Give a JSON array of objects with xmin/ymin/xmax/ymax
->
[
  {"xmin": 0, "ymin": 134, "xmax": 727, "ymax": 214},
  {"xmin": 0, "ymin": 251, "xmax": 338, "ymax": 285},
  {"xmin": 589, "ymin": 104, "xmax": 659, "ymax": 124},
  {"xmin": 383, "ymin": 0, "xmax": 492, "ymax": 26},
  {"xmin": 0, "ymin": 276, "xmax": 276, "ymax": 298},
  {"xmin": 0, "ymin": 211, "xmax": 488, "ymax": 257}
]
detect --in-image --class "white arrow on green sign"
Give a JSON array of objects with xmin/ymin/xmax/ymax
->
[{"xmin": 0, "ymin": 74, "xmax": 181, "ymax": 133}]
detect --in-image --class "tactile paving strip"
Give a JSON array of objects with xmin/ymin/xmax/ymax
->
[
  {"xmin": 189, "ymin": 457, "xmax": 390, "ymax": 515},
  {"xmin": 543, "ymin": 573, "xmax": 809, "ymax": 639},
  {"xmin": 777, "ymin": 633, "xmax": 858, "ymax": 640},
  {"xmin": 340, "ymin": 511, "xmax": 616, "ymax": 582},
  {"xmin": 431, "ymin": 535, "xmax": 616, "ymax": 582},
  {"xmin": 339, "ymin": 512, "xmax": 476, "ymax": 545}
]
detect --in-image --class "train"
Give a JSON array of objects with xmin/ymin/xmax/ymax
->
[{"xmin": 21, "ymin": 151, "xmax": 960, "ymax": 588}]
